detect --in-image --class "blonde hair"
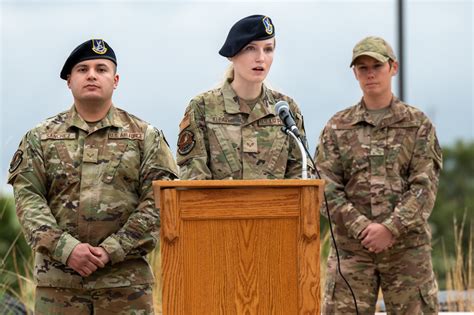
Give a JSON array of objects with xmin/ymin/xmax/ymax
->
[
  {"xmin": 223, "ymin": 64, "xmax": 235, "ymax": 83},
  {"xmin": 213, "ymin": 64, "xmax": 234, "ymax": 88}
]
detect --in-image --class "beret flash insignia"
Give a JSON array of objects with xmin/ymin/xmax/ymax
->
[
  {"xmin": 262, "ymin": 16, "xmax": 273, "ymax": 35},
  {"xmin": 92, "ymin": 39, "xmax": 108, "ymax": 55}
]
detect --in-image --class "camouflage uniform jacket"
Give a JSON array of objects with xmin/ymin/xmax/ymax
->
[
  {"xmin": 7, "ymin": 105, "xmax": 178, "ymax": 289},
  {"xmin": 316, "ymin": 97, "xmax": 442, "ymax": 248},
  {"xmin": 177, "ymin": 80, "xmax": 309, "ymax": 179}
]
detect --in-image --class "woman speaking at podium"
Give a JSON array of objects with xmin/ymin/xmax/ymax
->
[{"xmin": 177, "ymin": 14, "xmax": 310, "ymax": 180}]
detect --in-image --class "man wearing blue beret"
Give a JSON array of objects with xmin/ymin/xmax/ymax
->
[{"xmin": 8, "ymin": 39, "xmax": 178, "ymax": 314}]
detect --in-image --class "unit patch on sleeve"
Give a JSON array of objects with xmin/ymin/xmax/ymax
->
[
  {"xmin": 9, "ymin": 149, "xmax": 24, "ymax": 173},
  {"xmin": 177, "ymin": 130, "xmax": 195, "ymax": 156}
]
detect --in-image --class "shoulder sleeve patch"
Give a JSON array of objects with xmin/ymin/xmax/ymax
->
[
  {"xmin": 7, "ymin": 136, "xmax": 32, "ymax": 185},
  {"xmin": 9, "ymin": 149, "xmax": 23, "ymax": 173},
  {"xmin": 177, "ymin": 130, "xmax": 195, "ymax": 156},
  {"xmin": 179, "ymin": 113, "xmax": 191, "ymax": 131}
]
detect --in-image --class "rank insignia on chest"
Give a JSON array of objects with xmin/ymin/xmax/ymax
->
[
  {"xmin": 83, "ymin": 147, "xmax": 99, "ymax": 163},
  {"xmin": 9, "ymin": 149, "xmax": 23, "ymax": 173},
  {"xmin": 243, "ymin": 136, "xmax": 258, "ymax": 153},
  {"xmin": 177, "ymin": 130, "xmax": 195, "ymax": 156}
]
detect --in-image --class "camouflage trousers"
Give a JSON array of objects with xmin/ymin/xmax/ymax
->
[
  {"xmin": 35, "ymin": 284, "xmax": 154, "ymax": 315},
  {"xmin": 322, "ymin": 243, "xmax": 438, "ymax": 315}
]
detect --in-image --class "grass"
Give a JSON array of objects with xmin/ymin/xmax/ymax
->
[
  {"xmin": 319, "ymin": 228, "xmax": 329, "ymax": 303},
  {"xmin": 0, "ymin": 197, "xmax": 35, "ymax": 314},
  {"xmin": 441, "ymin": 212, "xmax": 474, "ymax": 311}
]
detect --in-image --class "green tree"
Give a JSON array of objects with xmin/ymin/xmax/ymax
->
[{"xmin": 431, "ymin": 140, "xmax": 474, "ymax": 288}]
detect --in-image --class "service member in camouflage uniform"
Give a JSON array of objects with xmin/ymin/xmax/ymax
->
[
  {"xmin": 177, "ymin": 15, "xmax": 310, "ymax": 179},
  {"xmin": 316, "ymin": 36, "xmax": 442, "ymax": 314},
  {"xmin": 7, "ymin": 39, "xmax": 178, "ymax": 315}
]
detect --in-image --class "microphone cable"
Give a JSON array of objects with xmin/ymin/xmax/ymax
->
[
  {"xmin": 299, "ymin": 137, "xmax": 360, "ymax": 315},
  {"xmin": 277, "ymin": 102, "xmax": 360, "ymax": 313}
]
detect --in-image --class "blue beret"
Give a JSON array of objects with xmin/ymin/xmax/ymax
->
[
  {"xmin": 219, "ymin": 15, "xmax": 275, "ymax": 58},
  {"xmin": 60, "ymin": 39, "xmax": 117, "ymax": 80}
]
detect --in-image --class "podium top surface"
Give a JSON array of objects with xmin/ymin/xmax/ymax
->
[{"xmin": 153, "ymin": 179, "xmax": 324, "ymax": 189}]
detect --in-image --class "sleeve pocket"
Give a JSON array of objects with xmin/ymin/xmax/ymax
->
[{"xmin": 419, "ymin": 279, "xmax": 438, "ymax": 312}]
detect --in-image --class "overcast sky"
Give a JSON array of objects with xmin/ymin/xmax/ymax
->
[{"xmin": 1, "ymin": 0, "xmax": 472, "ymax": 194}]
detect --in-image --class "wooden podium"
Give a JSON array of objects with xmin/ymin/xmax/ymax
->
[{"xmin": 153, "ymin": 179, "xmax": 324, "ymax": 315}]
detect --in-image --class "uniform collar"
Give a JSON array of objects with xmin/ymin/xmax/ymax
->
[
  {"xmin": 222, "ymin": 80, "xmax": 241, "ymax": 114},
  {"xmin": 65, "ymin": 104, "xmax": 124, "ymax": 132},
  {"xmin": 349, "ymin": 96, "xmax": 408, "ymax": 127},
  {"xmin": 222, "ymin": 80, "xmax": 276, "ymax": 124}
]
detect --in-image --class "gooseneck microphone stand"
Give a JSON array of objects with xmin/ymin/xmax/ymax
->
[{"xmin": 282, "ymin": 127, "xmax": 308, "ymax": 179}]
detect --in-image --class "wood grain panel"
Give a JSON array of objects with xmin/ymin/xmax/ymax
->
[
  {"xmin": 179, "ymin": 188, "xmax": 300, "ymax": 220},
  {"xmin": 155, "ymin": 182, "xmax": 324, "ymax": 314},
  {"xmin": 298, "ymin": 187, "xmax": 321, "ymax": 314},
  {"xmin": 301, "ymin": 187, "xmax": 318, "ymax": 240},
  {"xmin": 161, "ymin": 189, "xmax": 184, "ymax": 314},
  {"xmin": 182, "ymin": 218, "xmax": 298, "ymax": 315},
  {"xmin": 161, "ymin": 189, "xmax": 179, "ymax": 243}
]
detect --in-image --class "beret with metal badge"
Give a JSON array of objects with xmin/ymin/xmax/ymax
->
[
  {"xmin": 219, "ymin": 15, "xmax": 275, "ymax": 58},
  {"xmin": 60, "ymin": 39, "xmax": 117, "ymax": 80}
]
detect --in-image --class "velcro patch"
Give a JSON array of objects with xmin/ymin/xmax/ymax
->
[
  {"xmin": 258, "ymin": 117, "xmax": 283, "ymax": 126},
  {"xmin": 9, "ymin": 149, "xmax": 23, "ymax": 173},
  {"xmin": 243, "ymin": 136, "xmax": 258, "ymax": 153},
  {"xmin": 179, "ymin": 114, "xmax": 191, "ymax": 131},
  {"xmin": 177, "ymin": 130, "xmax": 195, "ymax": 156},
  {"xmin": 83, "ymin": 148, "xmax": 99, "ymax": 163},
  {"xmin": 207, "ymin": 116, "xmax": 242, "ymax": 125},
  {"xmin": 41, "ymin": 133, "xmax": 76, "ymax": 140},
  {"xmin": 109, "ymin": 132, "xmax": 144, "ymax": 140}
]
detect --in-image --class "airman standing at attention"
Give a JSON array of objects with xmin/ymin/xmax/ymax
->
[
  {"xmin": 317, "ymin": 36, "xmax": 442, "ymax": 314},
  {"xmin": 8, "ymin": 39, "xmax": 178, "ymax": 315}
]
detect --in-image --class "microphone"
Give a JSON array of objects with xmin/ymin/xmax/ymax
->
[{"xmin": 275, "ymin": 100, "xmax": 300, "ymax": 138}]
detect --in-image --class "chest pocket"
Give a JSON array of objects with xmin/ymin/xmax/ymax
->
[
  {"xmin": 103, "ymin": 132, "xmax": 143, "ymax": 184},
  {"xmin": 252, "ymin": 117, "xmax": 287, "ymax": 177},
  {"xmin": 349, "ymin": 157, "xmax": 370, "ymax": 178},
  {"xmin": 207, "ymin": 123, "xmax": 242, "ymax": 179},
  {"xmin": 385, "ymin": 123, "xmax": 418, "ymax": 176},
  {"xmin": 41, "ymin": 132, "xmax": 80, "ymax": 186},
  {"xmin": 263, "ymin": 126, "xmax": 289, "ymax": 177},
  {"xmin": 333, "ymin": 125, "xmax": 370, "ymax": 178},
  {"xmin": 54, "ymin": 142, "xmax": 80, "ymax": 184},
  {"xmin": 102, "ymin": 142, "xmax": 129, "ymax": 184}
]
